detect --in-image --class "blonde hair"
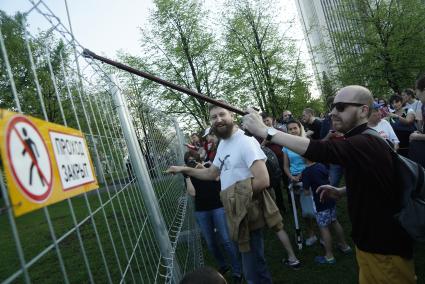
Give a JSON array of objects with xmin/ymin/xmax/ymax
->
[{"xmin": 299, "ymin": 123, "xmax": 306, "ymax": 138}]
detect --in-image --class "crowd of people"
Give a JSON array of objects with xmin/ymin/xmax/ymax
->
[{"xmin": 167, "ymin": 75, "xmax": 425, "ymax": 284}]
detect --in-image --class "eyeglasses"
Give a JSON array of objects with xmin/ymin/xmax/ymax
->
[{"xmin": 331, "ymin": 102, "xmax": 364, "ymax": 112}]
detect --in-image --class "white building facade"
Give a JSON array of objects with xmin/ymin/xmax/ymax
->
[{"xmin": 294, "ymin": 0, "xmax": 356, "ymax": 90}]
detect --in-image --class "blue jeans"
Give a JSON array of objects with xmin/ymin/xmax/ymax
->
[
  {"xmin": 329, "ymin": 164, "xmax": 343, "ymax": 187},
  {"xmin": 240, "ymin": 229, "xmax": 272, "ymax": 284},
  {"xmin": 195, "ymin": 207, "xmax": 241, "ymax": 276}
]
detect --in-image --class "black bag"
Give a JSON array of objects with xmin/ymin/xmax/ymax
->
[
  {"xmin": 363, "ymin": 128, "xmax": 425, "ymax": 241},
  {"xmin": 409, "ymin": 140, "xmax": 425, "ymax": 168},
  {"xmin": 261, "ymin": 146, "xmax": 282, "ymax": 184}
]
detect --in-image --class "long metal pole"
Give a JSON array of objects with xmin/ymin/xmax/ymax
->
[
  {"xmin": 83, "ymin": 49, "xmax": 245, "ymax": 115},
  {"xmin": 109, "ymin": 76, "xmax": 181, "ymax": 283}
]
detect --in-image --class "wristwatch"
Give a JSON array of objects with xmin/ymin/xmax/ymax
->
[{"xmin": 266, "ymin": 127, "xmax": 278, "ymax": 141}]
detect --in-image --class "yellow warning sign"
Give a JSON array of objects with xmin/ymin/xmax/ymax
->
[{"xmin": 0, "ymin": 109, "xmax": 98, "ymax": 216}]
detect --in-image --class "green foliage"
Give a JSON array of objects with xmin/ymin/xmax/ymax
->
[
  {"xmin": 329, "ymin": 0, "xmax": 425, "ymax": 97},
  {"xmin": 116, "ymin": 0, "xmax": 315, "ymax": 127},
  {"xmin": 221, "ymin": 0, "xmax": 312, "ymax": 118},
  {"xmin": 0, "ymin": 11, "xmax": 30, "ymax": 111},
  {"xmin": 321, "ymin": 71, "xmax": 336, "ymax": 100},
  {"xmin": 0, "ymin": 11, "xmax": 78, "ymax": 126},
  {"xmin": 121, "ymin": 0, "xmax": 223, "ymax": 130}
]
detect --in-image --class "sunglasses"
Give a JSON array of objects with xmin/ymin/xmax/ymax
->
[{"xmin": 331, "ymin": 102, "xmax": 364, "ymax": 112}]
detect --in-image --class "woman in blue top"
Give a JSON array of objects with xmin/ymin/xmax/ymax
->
[
  {"xmin": 283, "ymin": 120, "xmax": 317, "ymax": 246},
  {"xmin": 283, "ymin": 120, "xmax": 306, "ymax": 184}
]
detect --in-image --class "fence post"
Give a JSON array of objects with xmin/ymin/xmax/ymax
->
[
  {"xmin": 108, "ymin": 76, "xmax": 181, "ymax": 283},
  {"xmin": 173, "ymin": 118, "xmax": 186, "ymax": 165},
  {"xmin": 172, "ymin": 118, "xmax": 203, "ymax": 263},
  {"xmin": 91, "ymin": 136, "xmax": 106, "ymax": 184}
]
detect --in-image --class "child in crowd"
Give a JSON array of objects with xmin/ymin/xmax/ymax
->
[{"xmin": 302, "ymin": 158, "xmax": 351, "ymax": 264}]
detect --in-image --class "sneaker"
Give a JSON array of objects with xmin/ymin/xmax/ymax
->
[
  {"xmin": 282, "ymin": 258, "xmax": 301, "ymax": 270},
  {"xmin": 337, "ymin": 244, "xmax": 352, "ymax": 254},
  {"xmin": 305, "ymin": 235, "xmax": 318, "ymax": 246},
  {"xmin": 218, "ymin": 266, "xmax": 230, "ymax": 275},
  {"xmin": 232, "ymin": 275, "xmax": 243, "ymax": 284},
  {"xmin": 314, "ymin": 256, "xmax": 336, "ymax": 265}
]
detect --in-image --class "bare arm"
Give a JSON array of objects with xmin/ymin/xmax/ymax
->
[
  {"xmin": 390, "ymin": 112, "xmax": 415, "ymax": 124},
  {"xmin": 267, "ymin": 132, "xmax": 310, "ymax": 155},
  {"xmin": 399, "ymin": 112, "xmax": 415, "ymax": 124},
  {"xmin": 185, "ymin": 178, "xmax": 196, "ymax": 197},
  {"xmin": 166, "ymin": 165, "xmax": 219, "ymax": 181},
  {"xmin": 250, "ymin": 159, "xmax": 269, "ymax": 192},
  {"xmin": 283, "ymin": 151, "xmax": 292, "ymax": 180},
  {"xmin": 243, "ymin": 109, "xmax": 311, "ymax": 155},
  {"xmin": 283, "ymin": 152, "xmax": 301, "ymax": 182},
  {"xmin": 410, "ymin": 132, "xmax": 425, "ymax": 141}
]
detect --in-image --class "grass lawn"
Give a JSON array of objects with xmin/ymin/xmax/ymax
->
[
  {"xmin": 2, "ymin": 176, "xmax": 424, "ymax": 283},
  {"xmin": 0, "ymin": 176, "xmax": 187, "ymax": 283},
  {"xmin": 204, "ymin": 191, "xmax": 425, "ymax": 283}
]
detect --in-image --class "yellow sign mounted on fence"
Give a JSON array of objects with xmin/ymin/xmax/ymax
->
[{"xmin": 0, "ymin": 109, "xmax": 99, "ymax": 217}]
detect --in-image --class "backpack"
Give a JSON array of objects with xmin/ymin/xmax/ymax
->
[
  {"xmin": 363, "ymin": 128, "xmax": 425, "ymax": 241},
  {"xmin": 261, "ymin": 146, "xmax": 282, "ymax": 184}
]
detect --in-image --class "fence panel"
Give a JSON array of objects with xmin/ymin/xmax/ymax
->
[{"xmin": 0, "ymin": 1, "xmax": 203, "ymax": 283}]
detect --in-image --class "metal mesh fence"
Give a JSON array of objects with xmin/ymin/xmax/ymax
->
[{"xmin": 0, "ymin": 1, "xmax": 203, "ymax": 283}]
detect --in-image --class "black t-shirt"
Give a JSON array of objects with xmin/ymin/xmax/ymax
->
[
  {"xmin": 189, "ymin": 177, "xmax": 223, "ymax": 211},
  {"xmin": 306, "ymin": 119, "xmax": 322, "ymax": 140},
  {"xmin": 302, "ymin": 163, "xmax": 335, "ymax": 212},
  {"xmin": 319, "ymin": 116, "xmax": 332, "ymax": 139}
]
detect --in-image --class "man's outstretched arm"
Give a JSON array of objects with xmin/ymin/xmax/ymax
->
[
  {"xmin": 166, "ymin": 164, "xmax": 219, "ymax": 181},
  {"xmin": 243, "ymin": 109, "xmax": 311, "ymax": 155}
]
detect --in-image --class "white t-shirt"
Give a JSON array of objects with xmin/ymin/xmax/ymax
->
[
  {"xmin": 370, "ymin": 119, "xmax": 400, "ymax": 144},
  {"xmin": 213, "ymin": 129, "xmax": 266, "ymax": 191}
]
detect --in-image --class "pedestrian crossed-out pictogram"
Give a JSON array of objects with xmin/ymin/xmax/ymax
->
[
  {"xmin": 0, "ymin": 110, "xmax": 98, "ymax": 216},
  {"xmin": 6, "ymin": 116, "xmax": 53, "ymax": 202}
]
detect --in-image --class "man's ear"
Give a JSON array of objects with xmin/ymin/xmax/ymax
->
[{"xmin": 359, "ymin": 105, "xmax": 370, "ymax": 119}]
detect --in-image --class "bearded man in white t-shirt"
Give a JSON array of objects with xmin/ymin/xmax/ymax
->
[
  {"xmin": 367, "ymin": 103, "xmax": 400, "ymax": 150},
  {"xmin": 167, "ymin": 103, "xmax": 273, "ymax": 284}
]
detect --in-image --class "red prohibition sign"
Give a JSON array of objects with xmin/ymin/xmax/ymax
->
[{"xmin": 6, "ymin": 115, "xmax": 53, "ymax": 203}]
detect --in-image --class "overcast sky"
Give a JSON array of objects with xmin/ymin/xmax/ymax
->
[{"xmin": 1, "ymin": 0, "xmax": 318, "ymax": 96}]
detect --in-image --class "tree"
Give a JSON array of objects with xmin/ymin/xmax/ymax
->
[
  {"xmin": 221, "ymin": 0, "xmax": 312, "ymax": 118},
  {"xmin": 0, "ymin": 12, "xmax": 32, "ymax": 111},
  {"xmin": 123, "ymin": 0, "xmax": 223, "ymax": 129},
  {"xmin": 329, "ymin": 0, "xmax": 425, "ymax": 96},
  {"xmin": 0, "ymin": 11, "xmax": 76, "ymax": 125},
  {"xmin": 321, "ymin": 71, "xmax": 336, "ymax": 100}
]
